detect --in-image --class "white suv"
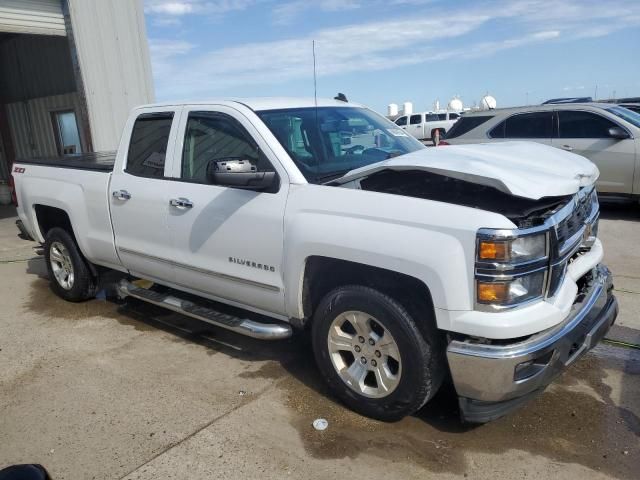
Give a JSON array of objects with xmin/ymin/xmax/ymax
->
[
  {"xmin": 395, "ymin": 111, "xmax": 461, "ymax": 142},
  {"xmin": 444, "ymin": 103, "xmax": 640, "ymax": 198}
]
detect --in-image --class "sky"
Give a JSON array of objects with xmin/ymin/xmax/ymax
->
[{"xmin": 143, "ymin": 0, "xmax": 640, "ymax": 114}]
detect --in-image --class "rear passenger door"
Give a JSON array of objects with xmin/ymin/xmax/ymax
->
[
  {"xmin": 407, "ymin": 114, "xmax": 424, "ymax": 139},
  {"xmin": 110, "ymin": 108, "xmax": 182, "ymax": 283},
  {"xmin": 552, "ymin": 110, "xmax": 635, "ymax": 194},
  {"xmin": 488, "ymin": 111, "xmax": 553, "ymax": 145}
]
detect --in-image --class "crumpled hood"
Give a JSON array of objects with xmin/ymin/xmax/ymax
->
[{"xmin": 336, "ymin": 141, "xmax": 599, "ymax": 200}]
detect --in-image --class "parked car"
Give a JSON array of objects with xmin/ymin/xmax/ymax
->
[
  {"xmin": 618, "ymin": 103, "xmax": 640, "ymax": 114},
  {"xmin": 395, "ymin": 111, "xmax": 461, "ymax": 142},
  {"xmin": 443, "ymin": 103, "xmax": 640, "ymax": 199},
  {"xmin": 13, "ymin": 98, "xmax": 616, "ymax": 423}
]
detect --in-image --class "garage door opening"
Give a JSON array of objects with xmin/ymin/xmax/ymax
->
[{"xmin": 0, "ymin": 31, "xmax": 91, "ymax": 183}]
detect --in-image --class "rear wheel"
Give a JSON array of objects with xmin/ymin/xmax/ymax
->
[
  {"xmin": 311, "ymin": 285, "xmax": 444, "ymax": 421},
  {"xmin": 44, "ymin": 227, "xmax": 97, "ymax": 302}
]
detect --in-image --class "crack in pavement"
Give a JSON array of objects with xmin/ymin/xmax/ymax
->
[{"xmin": 116, "ymin": 376, "xmax": 281, "ymax": 480}]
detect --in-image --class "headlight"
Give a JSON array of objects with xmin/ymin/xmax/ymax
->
[
  {"xmin": 477, "ymin": 270, "xmax": 546, "ymax": 306},
  {"xmin": 478, "ymin": 233, "xmax": 546, "ymax": 263}
]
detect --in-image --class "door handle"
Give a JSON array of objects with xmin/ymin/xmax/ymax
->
[
  {"xmin": 561, "ymin": 145, "xmax": 574, "ymax": 151},
  {"xmin": 169, "ymin": 197, "xmax": 194, "ymax": 209},
  {"xmin": 112, "ymin": 190, "xmax": 131, "ymax": 200}
]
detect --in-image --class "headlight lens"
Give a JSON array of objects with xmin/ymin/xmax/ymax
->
[
  {"xmin": 478, "ymin": 233, "xmax": 546, "ymax": 263},
  {"xmin": 477, "ymin": 270, "xmax": 546, "ymax": 306}
]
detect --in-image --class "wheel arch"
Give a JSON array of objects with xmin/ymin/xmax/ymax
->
[
  {"xmin": 35, "ymin": 205, "xmax": 98, "ymax": 277},
  {"xmin": 300, "ymin": 256, "xmax": 439, "ymax": 338}
]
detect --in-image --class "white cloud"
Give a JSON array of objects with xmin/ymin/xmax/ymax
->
[
  {"xmin": 150, "ymin": 0, "xmax": 640, "ymax": 99},
  {"xmin": 272, "ymin": 0, "xmax": 362, "ymax": 25},
  {"xmin": 145, "ymin": 0, "xmax": 256, "ymax": 20},
  {"xmin": 147, "ymin": 2, "xmax": 193, "ymax": 15}
]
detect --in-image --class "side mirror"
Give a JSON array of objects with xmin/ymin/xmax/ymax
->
[
  {"xmin": 206, "ymin": 158, "xmax": 276, "ymax": 190},
  {"xmin": 608, "ymin": 126, "xmax": 630, "ymax": 140}
]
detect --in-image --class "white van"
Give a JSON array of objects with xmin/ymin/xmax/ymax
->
[{"xmin": 395, "ymin": 111, "xmax": 461, "ymax": 142}]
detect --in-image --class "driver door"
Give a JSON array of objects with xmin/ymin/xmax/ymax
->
[{"xmin": 166, "ymin": 105, "xmax": 289, "ymax": 316}]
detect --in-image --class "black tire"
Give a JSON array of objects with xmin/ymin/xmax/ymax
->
[
  {"xmin": 311, "ymin": 285, "xmax": 444, "ymax": 421},
  {"xmin": 44, "ymin": 227, "xmax": 97, "ymax": 302}
]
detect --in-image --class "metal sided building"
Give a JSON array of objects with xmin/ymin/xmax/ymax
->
[{"xmin": 0, "ymin": 0, "xmax": 154, "ymax": 184}]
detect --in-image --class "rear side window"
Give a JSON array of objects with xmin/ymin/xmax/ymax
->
[
  {"xmin": 558, "ymin": 110, "xmax": 618, "ymax": 138},
  {"xmin": 491, "ymin": 112, "xmax": 553, "ymax": 139},
  {"xmin": 425, "ymin": 113, "xmax": 439, "ymax": 122},
  {"xmin": 410, "ymin": 114, "xmax": 422, "ymax": 125},
  {"xmin": 449, "ymin": 113, "xmax": 460, "ymax": 120},
  {"xmin": 395, "ymin": 116, "xmax": 407, "ymax": 126},
  {"xmin": 126, "ymin": 113, "xmax": 174, "ymax": 178},
  {"xmin": 445, "ymin": 115, "xmax": 493, "ymax": 139},
  {"xmin": 438, "ymin": 113, "xmax": 447, "ymax": 121}
]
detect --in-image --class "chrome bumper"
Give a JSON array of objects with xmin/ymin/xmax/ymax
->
[{"xmin": 447, "ymin": 264, "xmax": 617, "ymax": 423}]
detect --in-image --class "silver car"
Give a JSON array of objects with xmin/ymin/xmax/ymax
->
[{"xmin": 444, "ymin": 103, "xmax": 640, "ymax": 198}]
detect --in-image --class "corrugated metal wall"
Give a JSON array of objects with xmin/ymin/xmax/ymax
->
[
  {"xmin": 68, "ymin": 0, "xmax": 155, "ymax": 152},
  {"xmin": 0, "ymin": 0, "xmax": 66, "ymax": 36},
  {"xmin": 0, "ymin": 34, "xmax": 76, "ymax": 103},
  {"xmin": 6, "ymin": 92, "xmax": 83, "ymax": 159}
]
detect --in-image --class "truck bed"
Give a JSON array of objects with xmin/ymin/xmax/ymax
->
[{"xmin": 16, "ymin": 152, "xmax": 116, "ymax": 172}]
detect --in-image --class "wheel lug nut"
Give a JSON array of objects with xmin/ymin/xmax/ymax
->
[
  {"xmin": 375, "ymin": 350, "xmax": 381, "ymax": 358},
  {"xmin": 368, "ymin": 339, "xmax": 375, "ymax": 346},
  {"xmin": 354, "ymin": 345, "xmax": 361, "ymax": 353},
  {"xmin": 358, "ymin": 336, "xmax": 365, "ymax": 343},
  {"xmin": 360, "ymin": 357, "xmax": 367, "ymax": 364},
  {"xmin": 371, "ymin": 359, "xmax": 377, "ymax": 367}
]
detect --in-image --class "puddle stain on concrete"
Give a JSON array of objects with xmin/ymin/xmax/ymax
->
[{"xmin": 272, "ymin": 347, "xmax": 640, "ymax": 478}]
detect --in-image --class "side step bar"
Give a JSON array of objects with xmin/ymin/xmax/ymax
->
[{"xmin": 117, "ymin": 279, "xmax": 292, "ymax": 340}]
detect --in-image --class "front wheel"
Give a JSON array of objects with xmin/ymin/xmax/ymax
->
[
  {"xmin": 311, "ymin": 285, "xmax": 444, "ymax": 421},
  {"xmin": 44, "ymin": 227, "xmax": 97, "ymax": 302}
]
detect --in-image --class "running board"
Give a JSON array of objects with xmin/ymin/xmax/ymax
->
[{"xmin": 117, "ymin": 279, "xmax": 292, "ymax": 340}]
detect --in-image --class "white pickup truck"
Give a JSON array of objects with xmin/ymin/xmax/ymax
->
[{"xmin": 13, "ymin": 98, "xmax": 618, "ymax": 423}]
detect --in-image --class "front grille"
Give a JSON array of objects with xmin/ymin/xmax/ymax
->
[
  {"xmin": 547, "ymin": 188, "xmax": 598, "ymax": 298},
  {"xmin": 555, "ymin": 191, "xmax": 594, "ymax": 247}
]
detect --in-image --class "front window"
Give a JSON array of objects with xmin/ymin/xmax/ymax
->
[
  {"xmin": 558, "ymin": 111, "xmax": 617, "ymax": 138},
  {"xmin": 257, "ymin": 107, "xmax": 424, "ymax": 183},
  {"xmin": 605, "ymin": 106, "xmax": 640, "ymax": 129}
]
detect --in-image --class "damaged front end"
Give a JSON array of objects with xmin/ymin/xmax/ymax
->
[{"xmin": 354, "ymin": 169, "xmax": 572, "ymax": 228}]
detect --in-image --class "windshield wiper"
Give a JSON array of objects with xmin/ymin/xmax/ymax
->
[{"xmin": 315, "ymin": 170, "xmax": 351, "ymax": 184}]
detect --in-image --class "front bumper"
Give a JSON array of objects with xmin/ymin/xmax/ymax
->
[{"xmin": 447, "ymin": 264, "xmax": 617, "ymax": 423}]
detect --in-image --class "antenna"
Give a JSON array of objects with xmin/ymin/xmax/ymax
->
[{"xmin": 312, "ymin": 40, "xmax": 318, "ymax": 108}]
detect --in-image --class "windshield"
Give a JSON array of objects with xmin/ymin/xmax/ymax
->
[
  {"xmin": 257, "ymin": 107, "xmax": 425, "ymax": 183},
  {"xmin": 606, "ymin": 106, "xmax": 640, "ymax": 128}
]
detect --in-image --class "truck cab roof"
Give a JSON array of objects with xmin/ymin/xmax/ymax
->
[{"xmin": 135, "ymin": 97, "xmax": 364, "ymax": 112}]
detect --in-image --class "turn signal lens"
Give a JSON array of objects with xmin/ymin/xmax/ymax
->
[
  {"xmin": 477, "ymin": 282, "xmax": 509, "ymax": 302},
  {"xmin": 479, "ymin": 241, "xmax": 508, "ymax": 261},
  {"xmin": 477, "ymin": 233, "xmax": 546, "ymax": 263}
]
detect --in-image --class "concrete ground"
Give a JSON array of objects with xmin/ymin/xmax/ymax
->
[{"xmin": 0, "ymin": 203, "xmax": 638, "ymax": 480}]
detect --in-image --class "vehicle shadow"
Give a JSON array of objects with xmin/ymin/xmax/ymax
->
[
  {"xmin": 0, "ymin": 204, "xmax": 17, "ymax": 220},
  {"xmin": 598, "ymin": 200, "xmax": 640, "ymax": 221}
]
